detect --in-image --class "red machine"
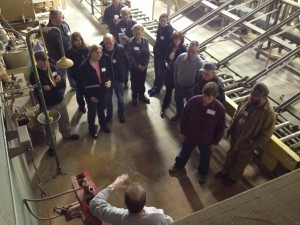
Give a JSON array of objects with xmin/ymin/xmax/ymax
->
[{"xmin": 70, "ymin": 170, "xmax": 102, "ymax": 225}]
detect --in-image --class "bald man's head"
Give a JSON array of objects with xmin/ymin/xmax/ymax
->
[
  {"xmin": 103, "ymin": 33, "xmax": 115, "ymax": 52},
  {"xmin": 124, "ymin": 183, "xmax": 146, "ymax": 214}
]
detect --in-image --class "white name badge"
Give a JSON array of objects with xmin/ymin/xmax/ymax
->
[
  {"xmin": 160, "ymin": 36, "xmax": 165, "ymax": 40},
  {"xmin": 113, "ymin": 59, "xmax": 117, "ymax": 63},
  {"xmin": 52, "ymin": 71, "xmax": 57, "ymax": 77},
  {"xmin": 101, "ymin": 68, "xmax": 106, "ymax": 72},
  {"xmin": 134, "ymin": 47, "xmax": 139, "ymax": 51},
  {"xmin": 207, "ymin": 109, "xmax": 216, "ymax": 115},
  {"xmin": 243, "ymin": 111, "xmax": 248, "ymax": 117}
]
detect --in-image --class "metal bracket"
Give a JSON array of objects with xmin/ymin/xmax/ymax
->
[{"xmin": 6, "ymin": 125, "xmax": 33, "ymax": 159}]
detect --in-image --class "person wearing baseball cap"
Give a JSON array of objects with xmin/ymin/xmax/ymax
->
[
  {"xmin": 194, "ymin": 61, "xmax": 225, "ymax": 106},
  {"xmin": 215, "ymin": 82, "xmax": 275, "ymax": 185}
]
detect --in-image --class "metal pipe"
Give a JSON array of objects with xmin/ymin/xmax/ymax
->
[
  {"xmin": 280, "ymin": 131, "xmax": 300, "ymax": 142},
  {"xmin": 225, "ymin": 87, "xmax": 246, "ymax": 95},
  {"xmin": 275, "ymin": 92, "xmax": 300, "ymax": 113},
  {"xmin": 199, "ymin": 0, "xmax": 274, "ymax": 50},
  {"xmin": 275, "ymin": 121, "xmax": 290, "ymax": 130},
  {"xmin": 218, "ymin": 9, "xmax": 300, "ymax": 66},
  {"xmin": 221, "ymin": 78, "xmax": 234, "ymax": 84},
  {"xmin": 181, "ymin": 0, "xmax": 235, "ymax": 33},
  {"xmin": 233, "ymin": 95, "xmax": 248, "ymax": 103}
]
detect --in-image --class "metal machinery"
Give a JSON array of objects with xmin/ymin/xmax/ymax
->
[{"xmin": 128, "ymin": 0, "xmax": 300, "ymax": 173}]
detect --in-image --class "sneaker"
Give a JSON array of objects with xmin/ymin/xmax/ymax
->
[
  {"xmin": 139, "ymin": 95, "xmax": 150, "ymax": 104},
  {"xmin": 79, "ymin": 107, "xmax": 86, "ymax": 113},
  {"xmin": 105, "ymin": 115, "xmax": 112, "ymax": 122},
  {"xmin": 149, "ymin": 90, "xmax": 159, "ymax": 97},
  {"xmin": 168, "ymin": 164, "xmax": 183, "ymax": 173},
  {"xmin": 118, "ymin": 113, "xmax": 126, "ymax": 123},
  {"xmin": 221, "ymin": 177, "xmax": 236, "ymax": 185},
  {"xmin": 198, "ymin": 174, "xmax": 207, "ymax": 184},
  {"xmin": 132, "ymin": 98, "xmax": 138, "ymax": 106},
  {"xmin": 63, "ymin": 134, "xmax": 79, "ymax": 140},
  {"xmin": 47, "ymin": 148, "xmax": 55, "ymax": 157},
  {"xmin": 101, "ymin": 125, "xmax": 110, "ymax": 133},
  {"xmin": 171, "ymin": 114, "xmax": 181, "ymax": 122},
  {"xmin": 215, "ymin": 171, "xmax": 228, "ymax": 179},
  {"xmin": 89, "ymin": 131, "xmax": 98, "ymax": 139}
]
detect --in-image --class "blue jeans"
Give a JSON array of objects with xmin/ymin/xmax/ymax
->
[
  {"xmin": 106, "ymin": 81, "xmax": 125, "ymax": 117},
  {"xmin": 175, "ymin": 139, "xmax": 212, "ymax": 175},
  {"xmin": 86, "ymin": 98, "xmax": 106, "ymax": 133},
  {"xmin": 174, "ymin": 85, "xmax": 194, "ymax": 116}
]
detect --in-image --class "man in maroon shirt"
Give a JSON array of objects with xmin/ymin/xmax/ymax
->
[{"xmin": 169, "ymin": 82, "xmax": 226, "ymax": 184}]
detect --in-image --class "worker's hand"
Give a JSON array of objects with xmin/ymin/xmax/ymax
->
[
  {"xmin": 110, "ymin": 174, "xmax": 129, "ymax": 189},
  {"xmin": 54, "ymin": 75, "xmax": 62, "ymax": 83},
  {"xmin": 210, "ymin": 144, "xmax": 218, "ymax": 151},
  {"xmin": 43, "ymin": 85, "xmax": 51, "ymax": 91},
  {"xmin": 180, "ymin": 134, "xmax": 186, "ymax": 143}
]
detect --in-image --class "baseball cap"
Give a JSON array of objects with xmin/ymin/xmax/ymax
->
[
  {"xmin": 250, "ymin": 83, "xmax": 269, "ymax": 96},
  {"xmin": 200, "ymin": 62, "xmax": 216, "ymax": 72}
]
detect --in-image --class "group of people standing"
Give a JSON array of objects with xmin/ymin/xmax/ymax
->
[{"xmin": 29, "ymin": 1, "xmax": 276, "ymax": 224}]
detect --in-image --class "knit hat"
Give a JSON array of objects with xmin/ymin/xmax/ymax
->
[{"xmin": 250, "ymin": 83, "xmax": 269, "ymax": 96}]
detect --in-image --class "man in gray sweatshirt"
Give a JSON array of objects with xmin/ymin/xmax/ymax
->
[
  {"xmin": 171, "ymin": 41, "xmax": 204, "ymax": 121},
  {"xmin": 89, "ymin": 174, "xmax": 173, "ymax": 225}
]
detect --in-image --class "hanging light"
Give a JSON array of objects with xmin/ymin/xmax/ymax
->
[{"xmin": 56, "ymin": 56, "xmax": 73, "ymax": 68}]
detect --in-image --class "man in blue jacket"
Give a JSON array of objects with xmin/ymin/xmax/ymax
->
[{"xmin": 102, "ymin": 33, "xmax": 129, "ymax": 123}]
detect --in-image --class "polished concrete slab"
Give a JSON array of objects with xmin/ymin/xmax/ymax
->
[{"xmin": 27, "ymin": 1, "xmax": 289, "ymax": 225}]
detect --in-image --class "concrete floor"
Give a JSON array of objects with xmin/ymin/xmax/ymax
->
[{"xmin": 28, "ymin": 0, "xmax": 279, "ymax": 225}]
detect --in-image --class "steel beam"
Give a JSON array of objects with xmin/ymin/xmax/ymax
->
[{"xmin": 181, "ymin": 0, "xmax": 234, "ymax": 33}]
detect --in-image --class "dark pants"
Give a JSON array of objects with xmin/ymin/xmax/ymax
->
[
  {"xmin": 153, "ymin": 57, "xmax": 165, "ymax": 91},
  {"xmin": 162, "ymin": 68, "xmax": 174, "ymax": 109},
  {"xmin": 86, "ymin": 98, "xmax": 106, "ymax": 134},
  {"xmin": 174, "ymin": 139, "xmax": 212, "ymax": 175},
  {"xmin": 130, "ymin": 68, "xmax": 147, "ymax": 98},
  {"xmin": 174, "ymin": 85, "xmax": 194, "ymax": 116},
  {"xmin": 75, "ymin": 81, "xmax": 85, "ymax": 110}
]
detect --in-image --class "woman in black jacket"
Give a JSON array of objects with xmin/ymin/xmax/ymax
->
[
  {"xmin": 149, "ymin": 13, "xmax": 174, "ymax": 96},
  {"xmin": 66, "ymin": 32, "xmax": 89, "ymax": 113},
  {"xmin": 78, "ymin": 45, "xmax": 112, "ymax": 138},
  {"xmin": 160, "ymin": 31, "xmax": 187, "ymax": 118}
]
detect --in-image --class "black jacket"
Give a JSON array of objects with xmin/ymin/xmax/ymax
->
[
  {"xmin": 115, "ymin": 19, "xmax": 136, "ymax": 45},
  {"xmin": 164, "ymin": 44, "xmax": 187, "ymax": 71},
  {"xmin": 153, "ymin": 24, "xmax": 174, "ymax": 59},
  {"xmin": 44, "ymin": 21, "xmax": 71, "ymax": 62},
  {"xmin": 103, "ymin": 3, "xmax": 125, "ymax": 35},
  {"xmin": 66, "ymin": 47, "xmax": 89, "ymax": 81},
  {"xmin": 101, "ymin": 42, "xmax": 129, "ymax": 82},
  {"xmin": 29, "ymin": 64, "xmax": 66, "ymax": 107},
  {"xmin": 194, "ymin": 73, "xmax": 226, "ymax": 106},
  {"xmin": 78, "ymin": 57, "xmax": 111, "ymax": 100}
]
